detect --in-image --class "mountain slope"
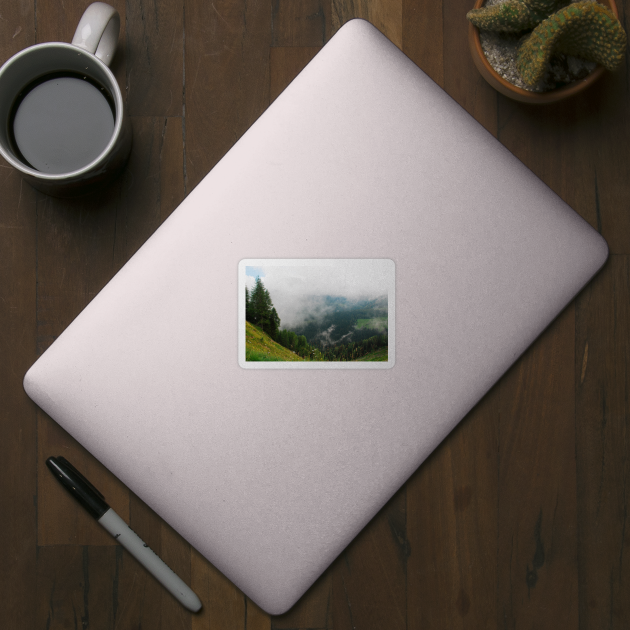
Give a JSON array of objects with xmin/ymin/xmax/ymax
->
[
  {"xmin": 354, "ymin": 347, "xmax": 388, "ymax": 362},
  {"xmin": 245, "ymin": 322, "xmax": 304, "ymax": 361}
]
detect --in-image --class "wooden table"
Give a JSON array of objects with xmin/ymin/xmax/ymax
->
[{"xmin": 1, "ymin": 1, "xmax": 628, "ymax": 628}]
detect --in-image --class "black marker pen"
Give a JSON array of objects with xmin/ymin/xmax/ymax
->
[{"xmin": 46, "ymin": 456, "xmax": 202, "ymax": 612}]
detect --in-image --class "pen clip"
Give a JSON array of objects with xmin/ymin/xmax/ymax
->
[{"xmin": 54, "ymin": 456, "xmax": 106, "ymax": 501}]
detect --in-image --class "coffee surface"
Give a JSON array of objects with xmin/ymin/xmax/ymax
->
[{"xmin": 12, "ymin": 74, "xmax": 115, "ymax": 174}]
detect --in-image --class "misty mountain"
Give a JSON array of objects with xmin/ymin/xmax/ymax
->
[{"xmin": 287, "ymin": 294, "xmax": 388, "ymax": 348}]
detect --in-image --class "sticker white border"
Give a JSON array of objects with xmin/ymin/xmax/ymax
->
[{"xmin": 238, "ymin": 259, "xmax": 395, "ymax": 369}]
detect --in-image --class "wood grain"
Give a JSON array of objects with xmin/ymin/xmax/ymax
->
[
  {"xmin": 331, "ymin": 486, "xmax": 408, "ymax": 630},
  {"xmin": 583, "ymin": 72, "xmax": 630, "ymax": 254},
  {"xmin": 0, "ymin": 153, "xmax": 38, "ymax": 630},
  {"xmin": 111, "ymin": 116, "xmax": 185, "ymax": 269},
  {"xmin": 494, "ymin": 65, "xmax": 630, "ymax": 258},
  {"xmin": 497, "ymin": 304, "xmax": 579, "ymax": 629},
  {"xmin": 407, "ymin": 392, "xmax": 499, "ymax": 629},
  {"xmin": 271, "ymin": 573, "xmax": 332, "ymax": 629},
  {"xmin": 403, "ymin": 0, "xmax": 444, "ymax": 87},
  {"xmin": 190, "ymin": 549, "xmax": 248, "ymax": 630},
  {"xmin": 37, "ymin": 416, "xmax": 129, "ymax": 546},
  {"xmin": 443, "ymin": 0, "xmax": 498, "ymax": 131},
  {"xmin": 35, "ymin": 0, "xmax": 127, "ymax": 95},
  {"xmin": 576, "ymin": 256, "xmax": 630, "ymax": 629},
  {"xmin": 125, "ymin": 0, "xmax": 184, "ymax": 117},
  {"xmin": 270, "ymin": 47, "xmax": 321, "ymax": 102},
  {"xmin": 271, "ymin": 0, "xmax": 332, "ymax": 46},
  {"xmin": 114, "ymin": 495, "xmax": 193, "ymax": 629},
  {"xmin": 0, "ymin": 4, "xmax": 38, "ymax": 629},
  {"xmin": 332, "ymin": 0, "xmax": 403, "ymax": 48},
  {"xmin": 184, "ymin": 0, "xmax": 271, "ymax": 191},
  {"xmin": 36, "ymin": 545, "xmax": 119, "ymax": 630},
  {"xmin": 1, "ymin": 0, "xmax": 629, "ymax": 627}
]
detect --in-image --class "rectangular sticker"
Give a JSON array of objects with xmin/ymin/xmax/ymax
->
[{"xmin": 238, "ymin": 259, "xmax": 395, "ymax": 369}]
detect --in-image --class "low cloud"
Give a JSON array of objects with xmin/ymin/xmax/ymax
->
[
  {"xmin": 245, "ymin": 261, "xmax": 390, "ymax": 330},
  {"xmin": 359, "ymin": 317, "xmax": 388, "ymax": 333}
]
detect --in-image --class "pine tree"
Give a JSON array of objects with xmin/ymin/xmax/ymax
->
[
  {"xmin": 270, "ymin": 308, "xmax": 281, "ymax": 340},
  {"xmin": 249, "ymin": 276, "xmax": 274, "ymax": 333},
  {"xmin": 279, "ymin": 329, "xmax": 290, "ymax": 349},
  {"xmin": 259, "ymin": 286, "xmax": 272, "ymax": 333},
  {"xmin": 249, "ymin": 277, "xmax": 262, "ymax": 326},
  {"xmin": 245, "ymin": 287, "xmax": 253, "ymax": 323},
  {"xmin": 288, "ymin": 331, "xmax": 298, "ymax": 351}
]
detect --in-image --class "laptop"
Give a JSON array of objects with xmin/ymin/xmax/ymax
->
[{"xmin": 23, "ymin": 19, "xmax": 608, "ymax": 614}]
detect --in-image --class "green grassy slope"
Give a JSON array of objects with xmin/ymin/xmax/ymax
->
[
  {"xmin": 354, "ymin": 346, "xmax": 388, "ymax": 362},
  {"xmin": 246, "ymin": 322, "xmax": 304, "ymax": 361},
  {"xmin": 246, "ymin": 322, "xmax": 388, "ymax": 362}
]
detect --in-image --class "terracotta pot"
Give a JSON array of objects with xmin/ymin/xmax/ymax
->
[{"xmin": 468, "ymin": 0, "xmax": 619, "ymax": 103}]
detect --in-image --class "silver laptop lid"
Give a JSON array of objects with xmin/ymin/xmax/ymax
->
[{"xmin": 24, "ymin": 19, "xmax": 607, "ymax": 614}]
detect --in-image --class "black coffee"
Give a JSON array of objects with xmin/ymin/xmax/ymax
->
[{"xmin": 10, "ymin": 73, "xmax": 115, "ymax": 174}]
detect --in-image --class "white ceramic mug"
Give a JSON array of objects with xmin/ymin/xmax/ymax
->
[{"xmin": 0, "ymin": 2, "xmax": 131, "ymax": 197}]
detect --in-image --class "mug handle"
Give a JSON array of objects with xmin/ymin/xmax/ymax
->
[{"xmin": 71, "ymin": 2, "xmax": 120, "ymax": 67}]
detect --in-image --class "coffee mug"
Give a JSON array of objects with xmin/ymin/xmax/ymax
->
[{"xmin": 0, "ymin": 2, "xmax": 132, "ymax": 197}]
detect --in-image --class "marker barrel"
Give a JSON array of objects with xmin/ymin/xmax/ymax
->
[{"xmin": 99, "ymin": 508, "xmax": 202, "ymax": 612}]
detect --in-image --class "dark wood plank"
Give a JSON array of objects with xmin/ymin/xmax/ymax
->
[
  {"xmin": 159, "ymin": 117, "xmax": 187, "ymax": 219},
  {"xmin": 186, "ymin": 588, "xmax": 269, "ymax": 630},
  {"xmin": 247, "ymin": 600, "xmax": 272, "ymax": 630},
  {"xmin": 582, "ymin": 71, "xmax": 630, "ymax": 254},
  {"xmin": 576, "ymin": 256, "xmax": 630, "ymax": 629},
  {"xmin": 190, "ymin": 549, "xmax": 248, "ymax": 630},
  {"xmin": 330, "ymin": 486, "xmax": 408, "ymax": 630},
  {"xmin": 331, "ymin": 0, "xmax": 402, "ymax": 47},
  {"xmin": 497, "ymin": 305, "xmax": 578, "ymax": 628},
  {"xmin": 443, "ymin": 0, "xmax": 498, "ymax": 131},
  {"xmin": 496, "ymin": 97, "xmax": 598, "ymax": 223},
  {"xmin": 36, "ymin": 0, "xmax": 125, "ymax": 45},
  {"xmin": 0, "ymin": 0, "xmax": 36, "ymax": 54},
  {"xmin": 407, "ymin": 393, "xmax": 499, "ymax": 629},
  {"xmin": 37, "ymin": 415, "xmax": 129, "ymax": 546},
  {"xmin": 0, "ymin": 141, "xmax": 39, "ymax": 630},
  {"xmin": 126, "ymin": 0, "xmax": 183, "ymax": 117},
  {"xmin": 36, "ymin": 0, "xmax": 127, "ymax": 93},
  {"xmin": 0, "ymin": 4, "xmax": 39, "ymax": 629},
  {"xmin": 271, "ymin": 573, "xmax": 332, "ymax": 629},
  {"xmin": 112, "ymin": 116, "xmax": 185, "ymax": 269},
  {"xmin": 402, "ymin": 0, "xmax": 444, "ymax": 88},
  {"xmin": 495, "ymin": 70, "xmax": 630, "ymax": 258},
  {"xmin": 33, "ymin": 188, "xmax": 121, "ymax": 354},
  {"xmin": 491, "ymin": 18, "xmax": 629, "ymax": 627},
  {"xmin": 270, "ymin": 47, "xmax": 321, "ymax": 103},
  {"xmin": 575, "ymin": 0, "xmax": 629, "ymax": 254},
  {"xmin": 272, "ymin": 0, "xmax": 331, "ymax": 46},
  {"xmin": 36, "ymin": 545, "xmax": 118, "ymax": 630},
  {"xmin": 184, "ymin": 0, "xmax": 272, "ymax": 192}
]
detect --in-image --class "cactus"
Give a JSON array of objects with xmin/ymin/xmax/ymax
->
[
  {"xmin": 516, "ymin": 1, "xmax": 627, "ymax": 85},
  {"xmin": 467, "ymin": 0, "xmax": 568, "ymax": 33}
]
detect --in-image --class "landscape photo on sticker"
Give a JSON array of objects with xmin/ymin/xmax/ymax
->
[{"xmin": 244, "ymin": 261, "xmax": 390, "ymax": 362}]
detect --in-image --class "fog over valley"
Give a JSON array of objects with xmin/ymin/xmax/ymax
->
[{"xmin": 245, "ymin": 264, "xmax": 389, "ymax": 331}]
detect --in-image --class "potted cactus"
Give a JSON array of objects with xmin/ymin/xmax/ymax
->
[{"xmin": 467, "ymin": 0, "xmax": 627, "ymax": 102}]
